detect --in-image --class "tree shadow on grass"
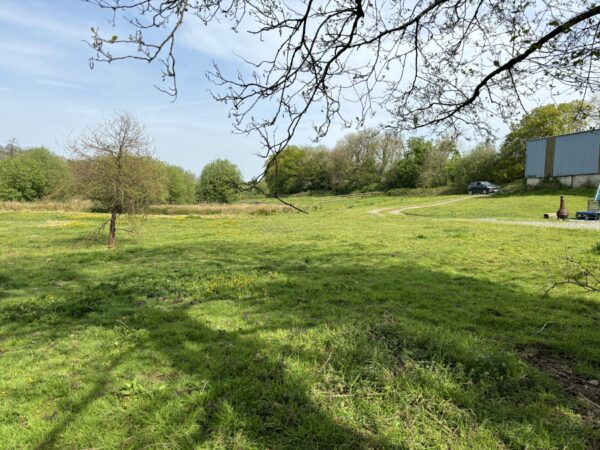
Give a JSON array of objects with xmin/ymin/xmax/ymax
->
[
  {"xmin": 1, "ymin": 255, "xmax": 393, "ymax": 448},
  {"xmin": 1, "ymin": 240, "xmax": 599, "ymax": 448},
  {"xmin": 27, "ymin": 306, "xmax": 386, "ymax": 449}
]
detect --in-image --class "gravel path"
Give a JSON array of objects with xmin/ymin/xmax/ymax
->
[
  {"xmin": 387, "ymin": 196, "xmax": 476, "ymax": 215},
  {"xmin": 469, "ymin": 217, "xmax": 600, "ymax": 230},
  {"xmin": 369, "ymin": 196, "xmax": 600, "ymax": 230},
  {"xmin": 368, "ymin": 196, "xmax": 476, "ymax": 216}
]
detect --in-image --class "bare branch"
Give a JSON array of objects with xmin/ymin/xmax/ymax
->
[
  {"xmin": 84, "ymin": 1, "xmax": 600, "ymax": 181},
  {"xmin": 544, "ymin": 251, "xmax": 600, "ymax": 297}
]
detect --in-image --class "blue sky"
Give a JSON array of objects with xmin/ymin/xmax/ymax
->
[
  {"xmin": 0, "ymin": 0, "xmax": 349, "ymax": 178},
  {"xmin": 0, "ymin": 1, "xmax": 575, "ymax": 178}
]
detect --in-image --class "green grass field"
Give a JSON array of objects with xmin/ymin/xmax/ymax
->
[
  {"xmin": 399, "ymin": 192, "xmax": 596, "ymax": 220},
  {"xmin": 1, "ymin": 193, "xmax": 599, "ymax": 449}
]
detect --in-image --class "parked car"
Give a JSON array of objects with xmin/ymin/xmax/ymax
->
[{"xmin": 467, "ymin": 181, "xmax": 499, "ymax": 195}]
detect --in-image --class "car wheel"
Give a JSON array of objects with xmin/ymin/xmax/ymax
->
[
  {"xmin": 468, "ymin": 190, "xmax": 473, "ymax": 195},
  {"xmin": 483, "ymin": 189, "xmax": 488, "ymax": 195}
]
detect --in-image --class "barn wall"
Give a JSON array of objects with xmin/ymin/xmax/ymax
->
[
  {"xmin": 525, "ymin": 139, "xmax": 546, "ymax": 178},
  {"xmin": 526, "ymin": 174, "xmax": 600, "ymax": 188},
  {"xmin": 553, "ymin": 131, "xmax": 600, "ymax": 176}
]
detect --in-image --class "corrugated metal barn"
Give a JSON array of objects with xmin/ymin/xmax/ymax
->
[{"xmin": 525, "ymin": 130, "xmax": 600, "ymax": 187}]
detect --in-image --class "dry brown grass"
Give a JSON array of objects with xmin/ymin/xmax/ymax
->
[
  {"xmin": 147, "ymin": 202, "xmax": 293, "ymax": 216},
  {"xmin": 0, "ymin": 200, "xmax": 294, "ymax": 216},
  {"xmin": 0, "ymin": 199, "xmax": 93, "ymax": 212}
]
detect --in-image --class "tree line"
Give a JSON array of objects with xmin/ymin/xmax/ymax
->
[
  {"xmin": 0, "ymin": 113, "xmax": 249, "ymax": 247},
  {"xmin": 265, "ymin": 100, "xmax": 599, "ymax": 195},
  {"xmin": 0, "ymin": 139, "xmax": 242, "ymax": 205},
  {"xmin": 1, "ymin": 100, "xmax": 596, "ymax": 207}
]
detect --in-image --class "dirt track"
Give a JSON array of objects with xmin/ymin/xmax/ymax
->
[
  {"xmin": 369, "ymin": 196, "xmax": 600, "ymax": 230},
  {"xmin": 368, "ymin": 196, "xmax": 475, "ymax": 216}
]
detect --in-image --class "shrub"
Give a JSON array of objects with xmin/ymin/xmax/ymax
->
[
  {"xmin": 450, "ymin": 143, "xmax": 498, "ymax": 191},
  {"xmin": 197, "ymin": 159, "xmax": 243, "ymax": 203},
  {"xmin": 0, "ymin": 147, "xmax": 73, "ymax": 201},
  {"xmin": 163, "ymin": 164, "xmax": 196, "ymax": 204}
]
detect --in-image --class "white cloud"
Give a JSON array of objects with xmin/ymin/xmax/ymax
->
[
  {"xmin": 0, "ymin": 39, "xmax": 56, "ymax": 57},
  {"xmin": 0, "ymin": 38, "xmax": 66, "ymax": 79},
  {"xmin": 139, "ymin": 99, "xmax": 215, "ymax": 113},
  {"xmin": 0, "ymin": 2, "xmax": 89, "ymax": 80},
  {"xmin": 36, "ymin": 78, "xmax": 83, "ymax": 90},
  {"xmin": 179, "ymin": 16, "xmax": 278, "ymax": 62},
  {"xmin": 0, "ymin": 4, "xmax": 83, "ymax": 41}
]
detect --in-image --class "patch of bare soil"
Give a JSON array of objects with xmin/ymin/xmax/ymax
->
[{"xmin": 520, "ymin": 346, "xmax": 600, "ymax": 424}]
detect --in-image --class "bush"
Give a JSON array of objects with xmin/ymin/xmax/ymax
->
[
  {"xmin": 163, "ymin": 164, "xmax": 196, "ymax": 204},
  {"xmin": 450, "ymin": 143, "xmax": 498, "ymax": 191},
  {"xmin": 0, "ymin": 147, "xmax": 73, "ymax": 201},
  {"xmin": 197, "ymin": 159, "xmax": 243, "ymax": 203}
]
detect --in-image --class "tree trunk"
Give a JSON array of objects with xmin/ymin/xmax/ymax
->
[{"xmin": 108, "ymin": 209, "xmax": 118, "ymax": 248}]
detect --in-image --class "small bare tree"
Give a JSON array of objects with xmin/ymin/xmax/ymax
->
[{"xmin": 69, "ymin": 112, "xmax": 166, "ymax": 247}]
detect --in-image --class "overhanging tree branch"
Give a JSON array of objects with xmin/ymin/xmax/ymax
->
[{"xmin": 84, "ymin": 1, "xmax": 600, "ymax": 185}]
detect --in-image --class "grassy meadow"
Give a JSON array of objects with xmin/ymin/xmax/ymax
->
[{"xmin": 0, "ymin": 193, "xmax": 599, "ymax": 448}]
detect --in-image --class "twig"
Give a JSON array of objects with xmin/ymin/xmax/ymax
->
[
  {"xmin": 579, "ymin": 393, "xmax": 600, "ymax": 410},
  {"xmin": 422, "ymin": 408, "xmax": 457, "ymax": 436},
  {"xmin": 315, "ymin": 391, "xmax": 384, "ymax": 398},
  {"xmin": 88, "ymin": 218, "xmax": 110, "ymax": 239},
  {"xmin": 544, "ymin": 251, "xmax": 600, "ymax": 297},
  {"xmin": 534, "ymin": 321, "xmax": 556, "ymax": 335},
  {"xmin": 318, "ymin": 350, "xmax": 333, "ymax": 373}
]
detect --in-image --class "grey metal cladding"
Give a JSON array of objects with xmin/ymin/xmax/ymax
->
[
  {"xmin": 525, "ymin": 139, "xmax": 546, "ymax": 177},
  {"xmin": 553, "ymin": 131, "xmax": 600, "ymax": 176}
]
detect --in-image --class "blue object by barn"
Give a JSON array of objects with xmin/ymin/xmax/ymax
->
[{"xmin": 575, "ymin": 184, "xmax": 600, "ymax": 220}]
